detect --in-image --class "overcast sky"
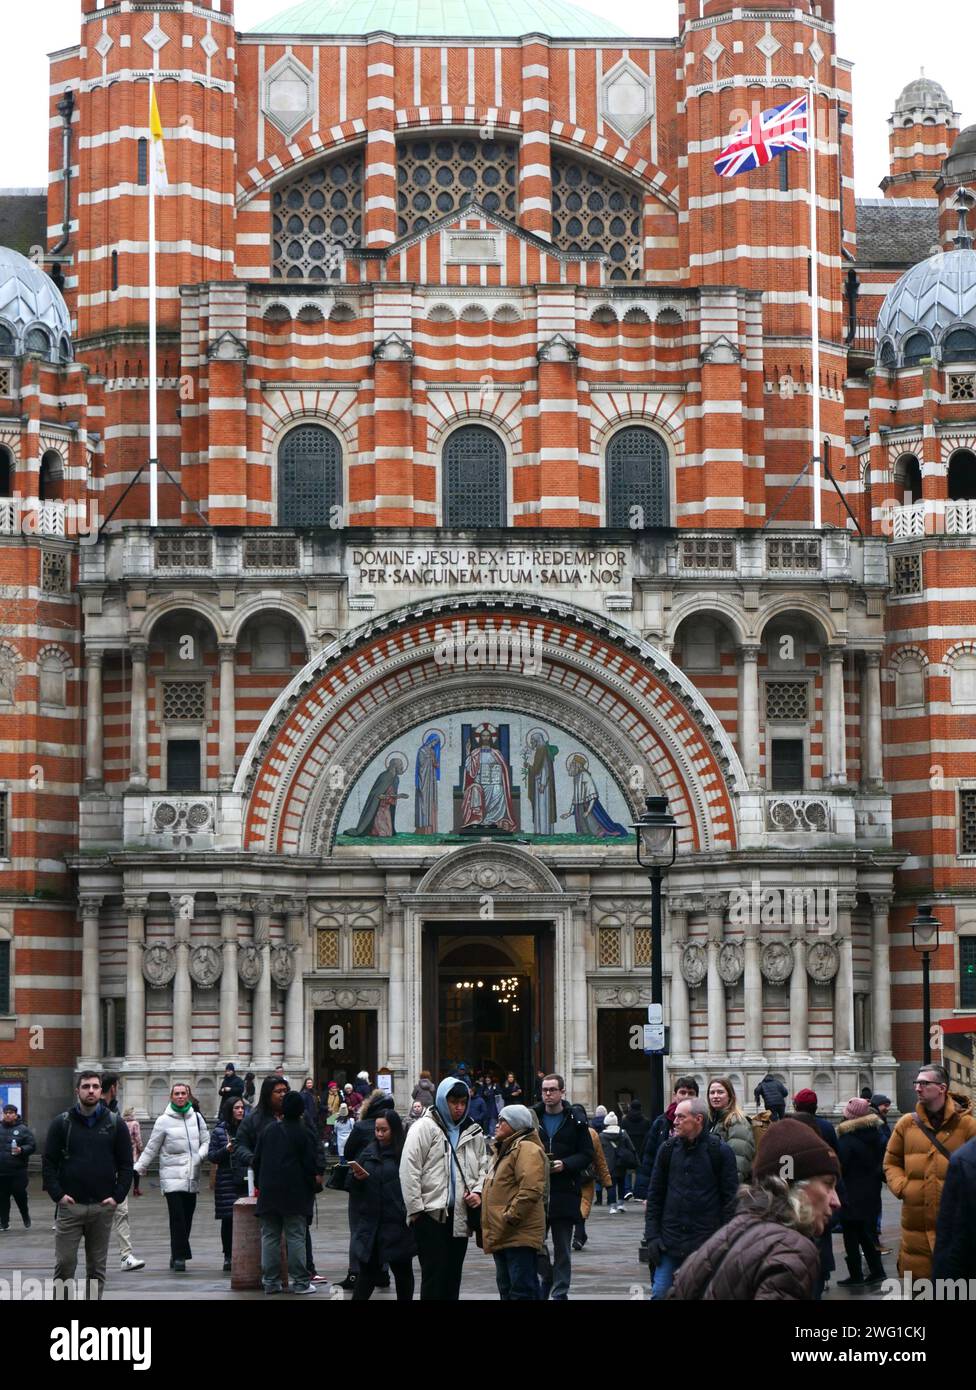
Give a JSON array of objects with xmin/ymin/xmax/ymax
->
[{"xmin": 0, "ymin": 0, "xmax": 969, "ymax": 196}]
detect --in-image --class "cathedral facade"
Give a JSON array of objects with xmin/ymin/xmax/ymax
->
[{"xmin": 1, "ymin": 0, "xmax": 975, "ymax": 1128}]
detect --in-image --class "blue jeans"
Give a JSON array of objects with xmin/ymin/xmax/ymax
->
[
  {"xmin": 493, "ymin": 1247, "xmax": 540, "ymax": 1300},
  {"xmin": 651, "ymin": 1252, "xmax": 681, "ymax": 1300},
  {"xmin": 259, "ymin": 1212, "xmax": 310, "ymax": 1293}
]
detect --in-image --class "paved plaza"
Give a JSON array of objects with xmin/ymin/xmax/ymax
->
[{"xmin": 1, "ymin": 1171, "xmax": 907, "ymax": 1302}]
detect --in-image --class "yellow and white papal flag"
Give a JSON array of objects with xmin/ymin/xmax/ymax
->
[{"xmin": 149, "ymin": 83, "xmax": 168, "ymax": 188}]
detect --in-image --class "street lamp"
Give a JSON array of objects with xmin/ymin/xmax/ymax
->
[
  {"xmin": 910, "ymin": 905, "xmax": 941, "ymax": 1066},
  {"xmin": 632, "ymin": 794, "xmax": 678, "ymax": 1122}
]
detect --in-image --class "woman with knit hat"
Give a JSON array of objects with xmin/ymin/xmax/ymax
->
[
  {"xmin": 668, "ymin": 1118, "xmax": 841, "ymax": 1300},
  {"xmin": 835, "ymin": 1097, "xmax": 886, "ymax": 1287},
  {"xmin": 480, "ymin": 1104, "xmax": 547, "ymax": 1300}
]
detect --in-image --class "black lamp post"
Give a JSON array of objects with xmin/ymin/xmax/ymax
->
[
  {"xmin": 632, "ymin": 794, "xmax": 677, "ymax": 1122},
  {"xmin": 910, "ymin": 905, "xmax": 941, "ymax": 1066}
]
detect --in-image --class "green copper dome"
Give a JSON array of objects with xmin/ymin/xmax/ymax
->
[{"xmin": 249, "ymin": 0, "xmax": 627, "ymax": 38}]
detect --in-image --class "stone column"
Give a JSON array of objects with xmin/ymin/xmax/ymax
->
[
  {"xmin": 386, "ymin": 895, "xmax": 405, "ymax": 1078},
  {"xmin": 251, "ymin": 898, "xmax": 274, "ymax": 1071},
  {"xmin": 83, "ymin": 650, "xmax": 104, "ymax": 790},
  {"xmin": 283, "ymin": 899, "xmax": 306, "ymax": 1071},
  {"xmin": 833, "ymin": 894, "xmax": 856, "ymax": 1056},
  {"xmin": 572, "ymin": 902, "xmax": 591, "ymax": 1081},
  {"xmin": 123, "ymin": 895, "xmax": 148, "ymax": 1114},
  {"xmin": 128, "ymin": 640, "xmax": 149, "ymax": 790},
  {"xmin": 706, "ymin": 896, "xmax": 727, "ymax": 1060},
  {"xmin": 668, "ymin": 899, "xmax": 691, "ymax": 1063},
  {"xmin": 218, "ymin": 642, "xmax": 237, "ymax": 790},
  {"xmin": 789, "ymin": 932, "xmax": 811, "ymax": 1058},
  {"xmin": 79, "ymin": 894, "xmax": 102, "ymax": 1066},
  {"xmin": 742, "ymin": 920, "xmax": 765, "ymax": 1063},
  {"xmin": 219, "ymin": 897, "xmax": 240, "ymax": 1064},
  {"xmin": 737, "ymin": 646, "xmax": 761, "ymax": 788},
  {"xmin": 871, "ymin": 893, "xmax": 895, "ymax": 1061},
  {"xmin": 863, "ymin": 652, "xmax": 884, "ymax": 789},
  {"xmin": 171, "ymin": 895, "xmax": 193, "ymax": 1069},
  {"xmin": 825, "ymin": 647, "xmax": 848, "ymax": 788}
]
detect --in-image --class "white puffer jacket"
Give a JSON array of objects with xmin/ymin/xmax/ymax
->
[
  {"xmin": 399, "ymin": 1110, "xmax": 487, "ymax": 1238},
  {"xmin": 135, "ymin": 1105, "xmax": 210, "ymax": 1194}
]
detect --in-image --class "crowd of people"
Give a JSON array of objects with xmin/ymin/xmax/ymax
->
[{"xmin": 5, "ymin": 1058, "xmax": 975, "ymax": 1299}]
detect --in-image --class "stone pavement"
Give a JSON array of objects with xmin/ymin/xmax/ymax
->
[{"xmin": 0, "ymin": 1172, "xmax": 907, "ymax": 1301}]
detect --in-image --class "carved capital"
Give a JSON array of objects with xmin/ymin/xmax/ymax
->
[
  {"xmin": 124, "ymin": 895, "xmax": 149, "ymax": 916},
  {"xmin": 78, "ymin": 895, "xmax": 102, "ymax": 918}
]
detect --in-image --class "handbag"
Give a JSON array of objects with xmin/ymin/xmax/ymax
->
[
  {"xmin": 326, "ymin": 1163, "xmax": 350, "ymax": 1192},
  {"xmin": 448, "ymin": 1141, "xmax": 483, "ymax": 1247}
]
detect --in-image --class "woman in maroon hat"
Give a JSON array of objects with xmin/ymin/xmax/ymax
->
[{"xmin": 668, "ymin": 1118, "xmax": 841, "ymax": 1300}]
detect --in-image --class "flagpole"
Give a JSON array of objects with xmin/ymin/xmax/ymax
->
[
  {"xmin": 808, "ymin": 76, "xmax": 822, "ymax": 531},
  {"xmin": 148, "ymin": 81, "xmax": 159, "ymax": 528}
]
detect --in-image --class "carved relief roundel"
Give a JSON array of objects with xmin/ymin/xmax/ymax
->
[
  {"xmin": 681, "ymin": 943, "xmax": 708, "ymax": 986},
  {"xmin": 271, "ymin": 946, "xmax": 295, "ymax": 989},
  {"xmin": 807, "ymin": 941, "xmax": 839, "ymax": 982},
  {"xmin": 189, "ymin": 944, "xmax": 222, "ymax": 988},
  {"xmin": 760, "ymin": 942, "xmax": 794, "ymax": 984},
  {"xmin": 143, "ymin": 944, "xmax": 176, "ymax": 986},
  {"xmin": 238, "ymin": 945, "xmax": 262, "ymax": 988},
  {"xmin": 718, "ymin": 942, "xmax": 744, "ymax": 985}
]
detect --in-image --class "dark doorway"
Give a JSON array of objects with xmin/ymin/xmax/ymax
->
[
  {"xmin": 422, "ymin": 923, "xmax": 553, "ymax": 1090},
  {"xmin": 314, "ymin": 1009, "xmax": 378, "ymax": 1091},
  {"xmin": 597, "ymin": 1008, "xmax": 649, "ymax": 1115},
  {"xmin": 166, "ymin": 739, "xmax": 201, "ymax": 791}
]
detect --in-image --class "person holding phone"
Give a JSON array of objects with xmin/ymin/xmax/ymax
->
[
  {"xmin": 209, "ymin": 1096, "xmax": 247, "ymax": 1271},
  {"xmin": 348, "ymin": 1110, "xmax": 416, "ymax": 1301}
]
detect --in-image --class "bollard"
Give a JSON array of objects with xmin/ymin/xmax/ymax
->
[{"xmin": 230, "ymin": 1196, "xmax": 261, "ymax": 1290}]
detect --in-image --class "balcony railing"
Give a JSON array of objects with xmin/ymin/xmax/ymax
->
[
  {"xmin": 892, "ymin": 500, "xmax": 976, "ymax": 539},
  {"xmin": 0, "ymin": 499, "xmax": 67, "ymax": 536}
]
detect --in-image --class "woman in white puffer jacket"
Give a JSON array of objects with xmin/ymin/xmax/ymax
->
[{"xmin": 135, "ymin": 1082, "xmax": 210, "ymax": 1272}]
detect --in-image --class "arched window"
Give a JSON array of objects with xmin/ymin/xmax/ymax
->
[
  {"xmin": 903, "ymin": 331, "xmax": 932, "ymax": 366},
  {"xmin": 0, "ymin": 447, "xmax": 11, "ymax": 498},
  {"xmin": 251, "ymin": 620, "xmax": 291, "ymax": 671},
  {"xmin": 277, "ymin": 424, "xmax": 341, "ymax": 526},
  {"xmin": 39, "ymin": 450, "xmax": 63, "ymax": 502},
  {"xmin": 443, "ymin": 426, "xmax": 506, "ymax": 528},
  {"xmin": 951, "ymin": 653, "xmax": 976, "ymax": 705},
  {"xmin": 24, "ymin": 327, "xmax": 50, "ymax": 357},
  {"xmin": 879, "ymin": 339, "xmax": 896, "ymax": 368},
  {"xmin": 111, "ymin": 250, "xmax": 119, "ymax": 292},
  {"xmin": 895, "ymin": 657, "xmax": 925, "ymax": 708},
  {"xmin": 948, "ymin": 450, "xmax": 976, "ymax": 501},
  {"xmin": 0, "ymin": 323, "xmax": 14, "ymax": 355},
  {"xmin": 943, "ymin": 328, "xmax": 976, "ymax": 363},
  {"xmin": 606, "ymin": 426, "xmax": 669, "ymax": 528},
  {"xmin": 396, "ymin": 136, "xmax": 517, "ymax": 238},
  {"xmin": 272, "ymin": 152, "xmax": 365, "ymax": 281},
  {"xmin": 39, "ymin": 652, "xmax": 67, "ymax": 707},
  {"xmin": 550, "ymin": 152, "xmax": 643, "ymax": 282},
  {"xmin": 895, "ymin": 453, "xmax": 922, "ymax": 504}
]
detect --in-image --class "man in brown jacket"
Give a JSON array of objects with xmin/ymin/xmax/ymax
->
[
  {"xmin": 884, "ymin": 1064, "xmax": 976, "ymax": 1280},
  {"xmin": 480, "ymin": 1104, "xmax": 547, "ymax": 1300}
]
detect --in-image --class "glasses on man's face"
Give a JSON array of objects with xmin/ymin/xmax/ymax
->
[
  {"xmin": 915, "ymin": 1080, "xmax": 942, "ymax": 1088},
  {"xmin": 541, "ymin": 1088, "xmax": 560, "ymax": 1095}
]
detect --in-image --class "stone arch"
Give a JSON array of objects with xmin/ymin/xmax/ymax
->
[
  {"xmin": 753, "ymin": 600, "xmax": 838, "ymax": 647},
  {"xmin": 428, "ymin": 409, "xmax": 521, "ymax": 459},
  {"xmin": 417, "ymin": 842, "xmax": 563, "ymax": 897},
  {"xmin": 666, "ymin": 597, "xmax": 749, "ymax": 650},
  {"xmin": 141, "ymin": 599, "xmax": 225, "ymax": 645},
  {"xmin": 228, "ymin": 596, "xmax": 314, "ymax": 648}
]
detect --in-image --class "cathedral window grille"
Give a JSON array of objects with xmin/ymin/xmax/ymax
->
[
  {"xmin": 903, "ymin": 332, "xmax": 932, "ymax": 367},
  {"xmin": 277, "ymin": 424, "xmax": 341, "ymax": 528},
  {"xmin": 943, "ymin": 329, "xmax": 976, "ymax": 365},
  {"xmin": 766, "ymin": 537, "xmax": 822, "ymax": 572},
  {"xmin": 243, "ymin": 534, "xmax": 300, "ymax": 569},
  {"xmin": 765, "ymin": 681, "xmax": 808, "ymax": 722},
  {"xmin": 40, "ymin": 550, "xmax": 69, "ymax": 594},
  {"xmin": 162, "ymin": 680, "xmax": 207, "ymax": 722},
  {"xmin": 960, "ymin": 790, "xmax": 976, "ymax": 856},
  {"xmin": 317, "ymin": 929, "xmax": 340, "ymax": 969},
  {"xmin": 0, "ymin": 368, "xmax": 10, "ymax": 397},
  {"xmin": 25, "ymin": 328, "xmax": 50, "ymax": 358},
  {"xmin": 396, "ymin": 137, "xmax": 517, "ymax": 238},
  {"xmin": 155, "ymin": 534, "xmax": 213, "ymax": 569},
  {"xmin": 0, "ymin": 791, "xmax": 7, "ymax": 858},
  {"xmin": 137, "ymin": 138, "xmax": 148, "ymax": 187},
  {"xmin": 607, "ymin": 427, "xmax": 669, "ymax": 529},
  {"xmin": 949, "ymin": 373, "xmax": 976, "ymax": 402},
  {"xmin": 633, "ymin": 928, "xmax": 652, "ymax": 969},
  {"xmin": 892, "ymin": 552, "xmax": 922, "ymax": 596},
  {"xmin": 443, "ymin": 426, "xmax": 506, "ymax": 528},
  {"xmin": 679, "ymin": 535, "xmax": 734, "ymax": 571},
  {"xmin": 272, "ymin": 154, "xmax": 364, "ymax": 281},
  {"xmin": 352, "ymin": 929, "xmax": 375, "ymax": 969},
  {"xmin": 597, "ymin": 927, "xmax": 622, "ymax": 968},
  {"xmin": 551, "ymin": 153, "xmax": 643, "ymax": 282},
  {"xmin": 0, "ymin": 326, "xmax": 14, "ymax": 357},
  {"xmin": 961, "ymin": 937, "xmax": 976, "ymax": 1008}
]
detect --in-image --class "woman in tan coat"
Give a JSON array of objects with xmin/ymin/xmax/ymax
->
[
  {"xmin": 481, "ymin": 1104, "xmax": 547, "ymax": 1300},
  {"xmin": 883, "ymin": 1066, "xmax": 976, "ymax": 1279}
]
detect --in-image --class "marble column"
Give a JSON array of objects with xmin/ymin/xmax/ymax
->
[
  {"xmin": 128, "ymin": 641, "xmax": 149, "ymax": 790},
  {"xmin": 668, "ymin": 900, "xmax": 691, "ymax": 1063},
  {"xmin": 742, "ymin": 921, "xmax": 765, "ymax": 1062},
  {"xmin": 871, "ymin": 893, "xmax": 895, "ymax": 1060},
  {"xmin": 706, "ymin": 896, "xmax": 728, "ymax": 1059},
  {"xmin": 172, "ymin": 895, "xmax": 193, "ymax": 1068},
  {"xmin": 386, "ymin": 895, "xmax": 405, "ymax": 1077},
  {"xmin": 83, "ymin": 650, "xmax": 104, "ymax": 790},
  {"xmin": 79, "ymin": 894, "xmax": 102, "ymax": 1065},
  {"xmin": 825, "ymin": 647, "xmax": 848, "ymax": 788},
  {"xmin": 123, "ymin": 896, "xmax": 148, "ymax": 1114},
  {"xmin": 789, "ymin": 933, "xmax": 811, "ymax": 1058},
  {"xmin": 284, "ymin": 899, "xmax": 306, "ymax": 1070},
  {"xmin": 737, "ymin": 645, "xmax": 761, "ymax": 788},
  {"xmin": 218, "ymin": 642, "xmax": 237, "ymax": 791},
  {"xmin": 863, "ymin": 652, "xmax": 884, "ymax": 789},
  {"xmin": 572, "ymin": 903, "xmax": 590, "ymax": 1078},
  {"xmin": 218, "ymin": 897, "xmax": 240, "ymax": 1064},
  {"xmin": 833, "ymin": 895, "xmax": 856, "ymax": 1056},
  {"xmin": 251, "ymin": 898, "xmax": 274, "ymax": 1071}
]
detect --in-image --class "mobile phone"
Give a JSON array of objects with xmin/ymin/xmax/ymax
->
[{"xmin": 349, "ymin": 1160, "xmax": 368, "ymax": 1177}]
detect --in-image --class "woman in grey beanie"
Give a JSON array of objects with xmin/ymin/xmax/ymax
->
[{"xmin": 497, "ymin": 1105, "xmax": 535, "ymax": 1133}]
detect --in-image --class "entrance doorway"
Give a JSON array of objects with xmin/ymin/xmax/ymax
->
[
  {"xmin": 314, "ymin": 1009, "xmax": 377, "ymax": 1092},
  {"xmin": 422, "ymin": 924, "xmax": 553, "ymax": 1090},
  {"xmin": 597, "ymin": 1008, "xmax": 649, "ymax": 1115}
]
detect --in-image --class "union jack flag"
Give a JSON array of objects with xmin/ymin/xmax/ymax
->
[{"xmin": 714, "ymin": 96, "xmax": 809, "ymax": 178}]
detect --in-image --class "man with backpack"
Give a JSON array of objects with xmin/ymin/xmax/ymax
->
[
  {"xmin": 643, "ymin": 1096, "xmax": 738, "ymax": 1299},
  {"xmin": 754, "ymin": 1073, "xmax": 789, "ymax": 1121},
  {"xmin": 41, "ymin": 1072, "xmax": 133, "ymax": 1298}
]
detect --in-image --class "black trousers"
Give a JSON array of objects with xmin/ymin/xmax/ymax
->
[
  {"xmin": 220, "ymin": 1214, "xmax": 234, "ymax": 1259},
  {"xmin": 0, "ymin": 1174, "xmax": 29, "ymax": 1227},
  {"xmin": 842, "ymin": 1219, "xmax": 884, "ymax": 1278},
  {"xmin": 165, "ymin": 1190, "xmax": 197, "ymax": 1261},
  {"xmin": 414, "ymin": 1213, "xmax": 468, "ymax": 1301},
  {"xmin": 352, "ymin": 1244, "xmax": 414, "ymax": 1302}
]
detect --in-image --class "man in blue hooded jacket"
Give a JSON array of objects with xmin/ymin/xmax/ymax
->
[{"xmin": 400, "ymin": 1076, "xmax": 488, "ymax": 1300}]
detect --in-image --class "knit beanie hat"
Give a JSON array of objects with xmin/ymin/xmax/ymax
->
[
  {"xmin": 793, "ymin": 1088, "xmax": 818, "ymax": 1113},
  {"xmin": 498, "ymin": 1104, "xmax": 534, "ymax": 1132},
  {"xmin": 604, "ymin": 1111, "xmax": 619, "ymax": 1127},
  {"xmin": 844, "ymin": 1097, "xmax": 871, "ymax": 1120},
  {"xmin": 337, "ymin": 1104, "xmax": 349, "ymax": 1119},
  {"xmin": 753, "ymin": 1118, "xmax": 840, "ymax": 1183},
  {"xmin": 870, "ymin": 1093, "xmax": 891, "ymax": 1108}
]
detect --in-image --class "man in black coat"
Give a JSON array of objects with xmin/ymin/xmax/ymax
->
[
  {"xmin": 634, "ymin": 1076, "xmax": 699, "ymax": 1200},
  {"xmin": 0, "ymin": 1103, "xmax": 35, "ymax": 1230},
  {"xmin": 643, "ymin": 1096, "xmax": 737, "ymax": 1299},
  {"xmin": 533, "ymin": 1074, "xmax": 594, "ymax": 1300},
  {"xmin": 619, "ymin": 1101, "xmax": 651, "ymax": 1200},
  {"xmin": 933, "ymin": 1134, "xmax": 976, "ymax": 1281},
  {"xmin": 218, "ymin": 1064, "xmax": 245, "ymax": 1106},
  {"xmin": 253, "ymin": 1091, "xmax": 320, "ymax": 1295},
  {"xmin": 754, "ymin": 1073, "xmax": 789, "ymax": 1121}
]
